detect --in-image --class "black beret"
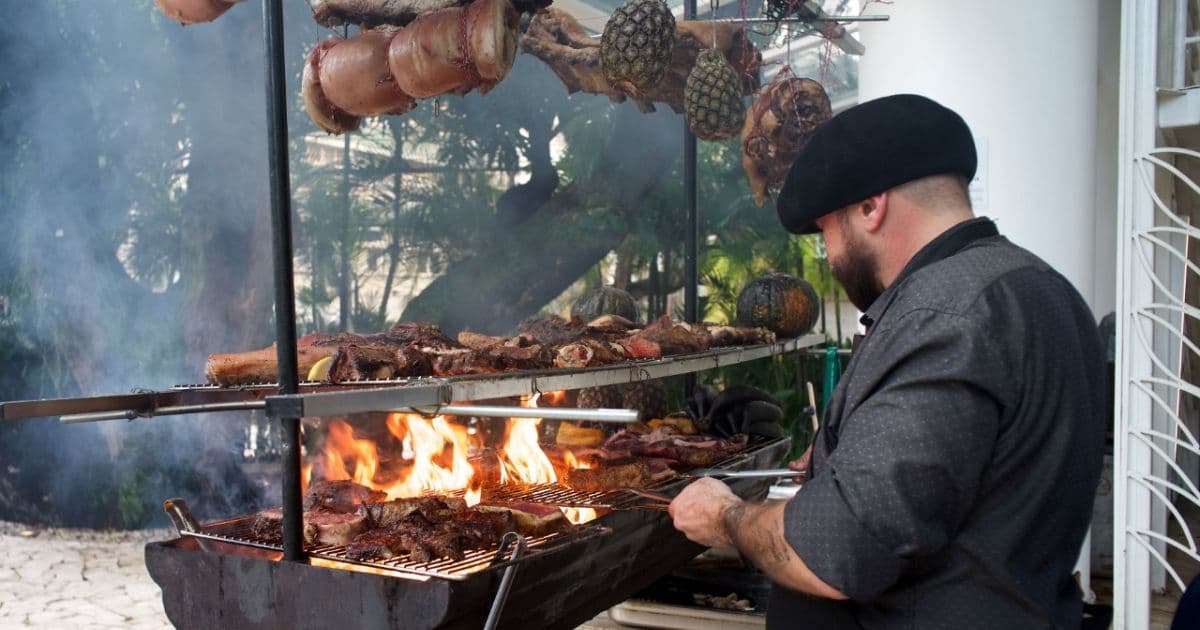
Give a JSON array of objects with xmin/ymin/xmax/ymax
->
[{"xmin": 776, "ymin": 94, "xmax": 977, "ymax": 234}]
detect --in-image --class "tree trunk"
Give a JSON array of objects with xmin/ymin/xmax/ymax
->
[
  {"xmin": 401, "ymin": 105, "xmax": 683, "ymax": 334},
  {"xmin": 178, "ymin": 8, "xmax": 275, "ymax": 373}
]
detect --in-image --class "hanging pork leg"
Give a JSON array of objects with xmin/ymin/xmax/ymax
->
[
  {"xmin": 387, "ymin": 0, "xmax": 520, "ymax": 98},
  {"xmin": 155, "ymin": 0, "xmax": 245, "ymax": 25}
]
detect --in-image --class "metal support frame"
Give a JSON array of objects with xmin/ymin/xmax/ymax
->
[
  {"xmin": 683, "ymin": 0, "xmax": 699, "ymax": 400},
  {"xmin": 262, "ymin": 0, "xmax": 304, "ymax": 563}
]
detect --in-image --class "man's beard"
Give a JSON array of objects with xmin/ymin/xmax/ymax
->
[{"xmin": 830, "ymin": 234, "xmax": 885, "ymax": 312}]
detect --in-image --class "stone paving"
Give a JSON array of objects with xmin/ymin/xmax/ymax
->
[{"xmin": 0, "ymin": 521, "xmax": 171, "ymax": 629}]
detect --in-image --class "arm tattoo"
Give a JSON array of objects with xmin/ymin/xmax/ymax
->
[{"xmin": 723, "ymin": 502, "xmax": 749, "ymax": 545}]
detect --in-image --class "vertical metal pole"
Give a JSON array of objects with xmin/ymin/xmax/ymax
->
[
  {"xmin": 340, "ymin": 132, "xmax": 352, "ymax": 331},
  {"xmin": 683, "ymin": 0, "xmax": 699, "ymax": 324},
  {"xmin": 262, "ymin": 0, "xmax": 304, "ymax": 562},
  {"xmin": 683, "ymin": 0, "xmax": 699, "ymax": 398}
]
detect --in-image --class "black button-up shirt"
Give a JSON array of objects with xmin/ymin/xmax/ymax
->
[{"xmin": 768, "ymin": 218, "xmax": 1105, "ymax": 629}]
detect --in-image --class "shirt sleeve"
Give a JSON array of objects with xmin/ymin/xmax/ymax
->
[{"xmin": 783, "ymin": 308, "xmax": 1007, "ymax": 601}]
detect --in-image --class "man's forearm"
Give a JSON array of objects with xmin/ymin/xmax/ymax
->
[{"xmin": 722, "ymin": 499, "xmax": 848, "ymax": 600}]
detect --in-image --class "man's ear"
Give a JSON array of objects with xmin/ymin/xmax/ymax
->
[{"xmin": 859, "ymin": 192, "xmax": 888, "ymax": 233}]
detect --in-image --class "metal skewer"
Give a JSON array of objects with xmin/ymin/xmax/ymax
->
[{"xmin": 408, "ymin": 404, "xmax": 639, "ymax": 423}]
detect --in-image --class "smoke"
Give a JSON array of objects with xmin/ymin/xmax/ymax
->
[
  {"xmin": 0, "ymin": 1, "xmax": 692, "ymax": 529},
  {"xmin": 0, "ymin": 0, "xmax": 319, "ymax": 528}
]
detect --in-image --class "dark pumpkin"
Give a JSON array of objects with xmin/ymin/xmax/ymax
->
[
  {"xmin": 571, "ymin": 286, "xmax": 640, "ymax": 323},
  {"xmin": 736, "ymin": 273, "xmax": 820, "ymax": 337}
]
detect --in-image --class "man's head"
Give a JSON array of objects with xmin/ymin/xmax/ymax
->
[
  {"xmin": 816, "ymin": 175, "xmax": 972, "ymax": 310},
  {"xmin": 777, "ymin": 94, "xmax": 977, "ymax": 310}
]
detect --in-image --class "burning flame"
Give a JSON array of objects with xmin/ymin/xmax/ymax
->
[
  {"xmin": 387, "ymin": 413, "xmax": 481, "ymax": 506},
  {"xmin": 560, "ymin": 506, "xmax": 598, "ymax": 525},
  {"xmin": 541, "ymin": 390, "xmax": 568, "ymax": 406},
  {"xmin": 307, "ymin": 393, "xmax": 605, "ymax": 522},
  {"xmin": 562, "ymin": 450, "xmax": 592, "ymax": 470},
  {"xmin": 496, "ymin": 394, "xmax": 558, "ymax": 485},
  {"xmin": 315, "ymin": 415, "xmax": 480, "ymax": 506}
]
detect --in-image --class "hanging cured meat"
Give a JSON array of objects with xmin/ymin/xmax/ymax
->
[
  {"xmin": 302, "ymin": 39, "xmax": 364, "ymax": 135},
  {"xmin": 301, "ymin": 0, "xmax": 519, "ymax": 133},
  {"xmin": 155, "ymin": 0, "xmax": 245, "ymax": 25},
  {"xmin": 320, "ymin": 30, "xmax": 419, "ymax": 118},
  {"xmin": 741, "ymin": 74, "xmax": 831, "ymax": 206},
  {"xmin": 388, "ymin": 0, "xmax": 520, "ymax": 98}
]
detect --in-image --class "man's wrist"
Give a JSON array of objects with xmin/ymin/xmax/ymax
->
[{"xmin": 719, "ymin": 497, "xmax": 748, "ymax": 547}]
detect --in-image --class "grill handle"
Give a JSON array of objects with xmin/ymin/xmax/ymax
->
[
  {"xmin": 484, "ymin": 532, "xmax": 527, "ymax": 630},
  {"xmin": 163, "ymin": 498, "xmax": 201, "ymax": 535}
]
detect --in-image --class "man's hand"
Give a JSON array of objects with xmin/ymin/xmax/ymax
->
[
  {"xmin": 787, "ymin": 444, "xmax": 813, "ymax": 482},
  {"xmin": 668, "ymin": 478, "xmax": 742, "ymax": 547}
]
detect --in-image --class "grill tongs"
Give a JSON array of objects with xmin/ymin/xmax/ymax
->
[{"xmin": 625, "ymin": 468, "xmax": 799, "ymax": 511}]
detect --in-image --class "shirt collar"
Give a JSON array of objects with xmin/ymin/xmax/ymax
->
[{"xmin": 859, "ymin": 217, "xmax": 999, "ymax": 329}]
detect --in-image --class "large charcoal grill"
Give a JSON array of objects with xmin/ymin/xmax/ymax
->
[{"xmin": 145, "ymin": 436, "xmax": 791, "ymax": 629}]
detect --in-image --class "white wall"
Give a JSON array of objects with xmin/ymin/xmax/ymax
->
[{"xmin": 857, "ymin": 0, "xmax": 1106, "ymax": 312}]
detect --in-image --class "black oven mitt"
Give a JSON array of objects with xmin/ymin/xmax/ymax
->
[{"xmin": 689, "ymin": 385, "xmax": 784, "ymax": 439}]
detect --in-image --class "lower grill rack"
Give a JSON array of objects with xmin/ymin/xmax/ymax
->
[{"xmin": 180, "ymin": 513, "xmax": 611, "ymax": 581}]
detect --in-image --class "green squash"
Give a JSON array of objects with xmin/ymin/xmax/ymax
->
[
  {"xmin": 736, "ymin": 273, "xmax": 820, "ymax": 337},
  {"xmin": 571, "ymin": 287, "xmax": 640, "ymax": 323}
]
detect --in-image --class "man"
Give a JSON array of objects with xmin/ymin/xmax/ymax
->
[{"xmin": 669, "ymin": 94, "xmax": 1105, "ymax": 629}]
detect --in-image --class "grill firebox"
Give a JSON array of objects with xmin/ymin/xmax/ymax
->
[{"xmin": 146, "ymin": 436, "xmax": 790, "ymax": 629}]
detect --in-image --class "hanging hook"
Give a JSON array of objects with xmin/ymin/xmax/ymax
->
[{"xmin": 710, "ymin": 0, "xmax": 719, "ymax": 47}]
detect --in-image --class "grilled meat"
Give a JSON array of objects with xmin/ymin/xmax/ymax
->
[
  {"xmin": 305, "ymin": 510, "xmax": 368, "ymax": 546},
  {"xmin": 564, "ymin": 460, "xmax": 654, "ymax": 491},
  {"xmin": 251, "ymin": 507, "xmax": 286, "ymax": 542},
  {"xmin": 204, "ymin": 323, "xmax": 455, "ymax": 386},
  {"xmin": 250, "ymin": 507, "xmax": 366, "ymax": 546},
  {"xmin": 304, "ymin": 479, "xmax": 388, "ymax": 513},
  {"xmin": 631, "ymin": 316, "xmax": 709, "ymax": 355},
  {"xmin": 603, "ymin": 428, "xmax": 749, "ymax": 468},
  {"xmin": 345, "ymin": 528, "xmax": 407, "ymax": 561},
  {"xmin": 702, "ymin": 323, "xmax": 775, "ymax": 347},
  {"xmin": 361, "ymin": 496, "xmax": 468, "ymax": 529},
  {"xmin": 553, "ymin": 339, "xmax": 626, "ymax": 369},
  {"xmin": 355, "ymin": 503, "xmax": 516, "ymax": 563},
  {"xmin": 476, "ymin": 502, "xmax": 567, "ymax": 536},
  {"xmin": 518, "ymin": 315, "xmax": 590, "ymax": 347}
]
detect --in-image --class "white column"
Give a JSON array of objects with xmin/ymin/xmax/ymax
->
[{"xmin": 857, "ymin": 0, "xmax": 1103, "ymax": 310}]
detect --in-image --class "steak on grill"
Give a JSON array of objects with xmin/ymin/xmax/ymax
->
[
  {"xmin": 564, "ymin": 460, "xmax": 654, "ymax": 491},
  {"xmin": 304, "ymin": 479, "xmax": 388, "ymax": 513},
  {"xmin": 250, "ymin": 507, "xmax": 367, "ymax": 547},
  {"xmin": 345, "ymin": 528, "xmax": 407, "ymax": 561}
]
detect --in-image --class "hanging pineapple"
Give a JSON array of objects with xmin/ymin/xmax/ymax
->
[
  {"xmin": 621, "ymin": 380, "xmax": 669, "ymax": 421},
  {"xmin": 577, "ymin": 385, "xmax": 624, "ymax": 410},
  {"xmin": 600, "ymin": 0, "xmax": 676, "ymax": 96},
  {"xmin": 684, "ymin": 48, "xmax": 745, "ymax": 141}
]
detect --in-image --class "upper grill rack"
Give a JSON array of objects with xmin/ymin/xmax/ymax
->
[
  {"xmin": 1, "ymin": 335, "xmax": 823, "ymax": 422},
  {"xmin": 185, "ymin": 513, "xmax": 611, "ymax": 582}
]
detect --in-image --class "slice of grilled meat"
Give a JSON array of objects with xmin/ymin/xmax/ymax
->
[
  {"xmin": 345, "ymin": 528, "xmax": 407, "ymax": 561},
  {"xmin": 564, "ymin": 460, "xmax": 653, "ymax": 491},
  {"xmin": 304, "ymin": 479, "xmax": 388, "ymax": 513}
]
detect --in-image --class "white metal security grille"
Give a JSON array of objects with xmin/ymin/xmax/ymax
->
[{"xmin": 1116, "ymin": 1, "xmax": 1200, "ymax": 627}]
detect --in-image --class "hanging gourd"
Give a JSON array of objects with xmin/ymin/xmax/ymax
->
[{"xmin": 736, "ymin": 273, "xmax": 821, "ymax": 338}]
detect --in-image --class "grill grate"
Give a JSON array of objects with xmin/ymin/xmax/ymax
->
[
  {"xmin": 180, "ymin": 437, "xmax": 784, "ymax": 580},
  {"xmin": 184, "ymin": 514, "xmax": 610, "ymax": 581},
  {"xmin": 465, "ymin": 435, "xmax": 776, "ymax": 509}
]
